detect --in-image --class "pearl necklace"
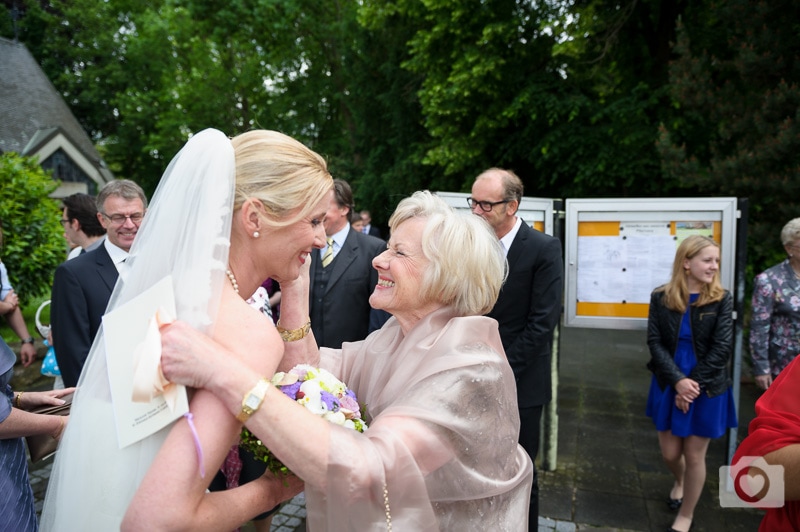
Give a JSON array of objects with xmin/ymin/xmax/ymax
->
[{"xmin": 225, "ymin": 268, "xmax": 239, "ymax": 294}]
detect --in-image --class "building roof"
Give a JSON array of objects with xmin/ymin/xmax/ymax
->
[{"xmin": 0, "ymin": 37, "xmax": 113, "ymax": 185}]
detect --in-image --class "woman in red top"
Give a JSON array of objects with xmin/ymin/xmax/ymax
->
[{"xmin": 733, "ymin": 354, "xmax": 800, "ymax": 530}]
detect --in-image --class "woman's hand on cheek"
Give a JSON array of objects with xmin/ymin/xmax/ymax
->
[
  {"xmin": 280, "ymin": 253, "xmax": 312, "ymax": 299},
  {"xmin": 159, "ymin": 321, "xmax": 217, "ymax": 389}
]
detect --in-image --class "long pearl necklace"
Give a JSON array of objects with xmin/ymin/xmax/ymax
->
[{"xmin": 225, "ymin": 268, "xmax": 239, "ymax": 294}]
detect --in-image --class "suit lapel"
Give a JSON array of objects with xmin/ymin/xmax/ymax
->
[
  {"xmin": 94, "ymin": 246, "xmax": 119, "ymax": 293},
  {"xmin": 505, "ymin": 221, "xmax": 530, "ymax": 272},
  {"xmin": 310, "ymin": 248, "xmax": 321, "ymax": 285}
]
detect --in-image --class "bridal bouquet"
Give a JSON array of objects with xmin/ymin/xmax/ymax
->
[{"xmin": 239, "ymin": 364, "xmax": 368, "ymax": 476}]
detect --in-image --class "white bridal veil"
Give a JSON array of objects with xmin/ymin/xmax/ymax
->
[{"xmin": 40, "ymin": 129, "xmax": 235, "ymax": 531}]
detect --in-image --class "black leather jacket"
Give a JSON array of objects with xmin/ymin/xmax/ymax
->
[{"xmin": 646, "ymin": 290, "xmax": 733, "ymax": 398}]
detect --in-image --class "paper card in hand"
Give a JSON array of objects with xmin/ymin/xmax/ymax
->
[{"xmin": 102, "ymin": 275, "xmax": 188, "ymax": 448}]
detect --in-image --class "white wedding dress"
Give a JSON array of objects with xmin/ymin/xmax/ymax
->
[{"xmin": 40, "ymin": 129, "xmax": 235, "ymax": 531}]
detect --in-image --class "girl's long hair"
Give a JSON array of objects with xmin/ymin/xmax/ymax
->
[{"xmin": 657, "ymin": 235, "xmax": 725, "ymax": 312}]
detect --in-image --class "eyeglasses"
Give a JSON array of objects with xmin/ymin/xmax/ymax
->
[
  {"xmin": 466, "ymin": 197, "xmax": 511, "ymax": 212},
  {"xmin": 59, "ymin": 219, "xmax": 70, "ymax": 226},
  {"xmin": 101, "ymin": 212, "xmax": 144, "ymax": 225}
]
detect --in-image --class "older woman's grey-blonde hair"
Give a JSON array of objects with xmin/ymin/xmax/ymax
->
[
  {"xmin": 780, "ymin": 218, "xmax": 800, "ymax": 247},
  {"xmin": 388, "ymin": 191, "xmax": 508, "ymax": 316}
]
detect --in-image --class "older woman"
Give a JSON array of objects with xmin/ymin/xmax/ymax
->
[
  {"xmin": 156, "ymin": 191, "xmax": 533, "ymax": 530},
  {"xmin": 749, "ymin": 217, "xmax": 800, "ymax": 390},
  {"xmin": 41, "ymin": 128, "xmax": 332, "ymax": 531}
]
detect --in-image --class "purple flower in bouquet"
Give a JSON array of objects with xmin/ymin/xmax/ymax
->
[{"xmin": 240, "ymin": 364, "xmax": 368, "ymax": 475}]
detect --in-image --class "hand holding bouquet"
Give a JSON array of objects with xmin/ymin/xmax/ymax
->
[{"xmin": 239, "ymin": 364, "xmax": 368, "ymax": 476}]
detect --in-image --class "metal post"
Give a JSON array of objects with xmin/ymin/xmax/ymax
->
[
  {"xmin": 726, "ymin": 197, "xmax": 748, "ymax": 466},
  {"xmin": 542, "ymin": 200, "xmax": 565, "ymax": 471}
]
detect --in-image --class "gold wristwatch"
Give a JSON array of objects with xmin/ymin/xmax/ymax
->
[{"xmin": 236, "ymin": 378, "xmax": 270, "ymax": 423}]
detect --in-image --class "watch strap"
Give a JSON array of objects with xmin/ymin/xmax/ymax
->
[{"xmin": 236, "ymin": 378, "xmax": 271, "ymax": 423}]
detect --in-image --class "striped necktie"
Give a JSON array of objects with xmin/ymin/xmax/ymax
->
[{"xmin": 321, "ymin": 237, "xmax": 334, "ymax": 268}]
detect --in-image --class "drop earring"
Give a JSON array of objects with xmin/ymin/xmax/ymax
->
[{"xmin": 253, "ymin": 231, "xmax": 260, "ymax": 238}]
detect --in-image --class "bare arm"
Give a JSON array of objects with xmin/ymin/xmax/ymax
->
[
  {"xmin": 123, "ymin": 287, "xmax": 297, "ymax": 531},
  {"xmin": 162, "ymin": 341, "xmax": 450, "ymax": 490},
  {"xmin": 4, "ymin": 304, "xmax": 36, "ymax": 366},
  {"xmin": 273, "ymin": 256, "xmax": 320, "ymax": 371},
  {"xmin": 0, "ymin": 289, "xmax": 18, "ymax": 315},
  {"xmin": 159, "ymin": 326, "xmax": 330, "ymax": 487},
  {"xmin": 763, "ymin": 445, "xmax": 800, "ymax": 500}
]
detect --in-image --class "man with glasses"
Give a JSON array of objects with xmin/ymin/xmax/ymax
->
[
  {"xmin": 470, "ymin": 168, "xmax": 563, "ymax": 531},
  {"xmin": 51, "ymin": 180, "xmax": 148, "ymax": 387}
]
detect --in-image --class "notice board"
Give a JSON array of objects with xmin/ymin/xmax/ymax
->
[
  {"xmin": 435, "ymin": 191, "xmax": 554, "ymax": 235},
  {"xmin": 565, "ymin": 198, "xmax": 738, "ymax": 329}
]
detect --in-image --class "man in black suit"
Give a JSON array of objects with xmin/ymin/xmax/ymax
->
[
  {"xmin": 470, "ymin": 168, "xmax": 563, "ymax": 529},
  {"xmin": 359, "ymin": 209, "xmax": 382, "ymax": 239},
  {"xmin": 61, "ymin": 192, "xmax": 106, "ymax": 259},
  {"xmin": 310, "ymin": 180, "xmax": 385, "ymax": 348},
  {"xmin": 51, "ymin": 180, "xmax": 148, "ymax": 387}
]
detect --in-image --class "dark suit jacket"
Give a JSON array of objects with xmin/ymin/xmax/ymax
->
[
  {"xmin": 488, "ymin": 222, "xmax": 563, "ymax": 408},
  {"xmin": 51, "ymin": 245, "xmax": 118, "ymax": 387},
  {"xmin": 309, "ymin": 228, "xmax": 385, "ymax": 349},
  {"xmin": 366, "ymin": 225, "xmax": 382, "ymax": 239}
]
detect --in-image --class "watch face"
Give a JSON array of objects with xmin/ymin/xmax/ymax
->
[{"xmin": 244, "ymin": 393, "xmax": 260, "ymax": 410}]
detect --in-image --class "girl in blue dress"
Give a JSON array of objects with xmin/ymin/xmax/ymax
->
[{"xmin": 646, "ymin": 235, "xmax": 737, "ymax": 532}]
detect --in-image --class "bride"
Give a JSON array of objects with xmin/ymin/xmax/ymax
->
[{"xmin": 40, "ymin": 128, "xmax": 333, "ymax": 530}]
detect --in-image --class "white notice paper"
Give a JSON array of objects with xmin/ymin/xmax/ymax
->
[
  {"xmin": 103, "ymin": 275, "xmax": 189, "ymax": 448},
  {"xmin": 577, "ymin": 234, "xmax": 677, "ymax": 304}
]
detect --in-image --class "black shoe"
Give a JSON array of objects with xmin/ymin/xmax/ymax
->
[{"xmin": 667, "ymin": 497, "xmax": 682, "ymax": 510}]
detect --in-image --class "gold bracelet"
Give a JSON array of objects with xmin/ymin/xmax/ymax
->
[
  {"xmin": 15, "ymin": 392, "xmax": 23, "ymax": 408},
  {"xmin": 276, "ymin": 318, "xmax": 311, "ymax": 342}
]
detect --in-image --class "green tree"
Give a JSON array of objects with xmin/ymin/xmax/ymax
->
[
  {"xmin": 358, "ymin": 0, "xmax": 692, "ymax": 199},
  {"xmin": 658, "ymin": 0, "xmax": 800, "ymax": 272},
  {"xmin": 0, "ymin": 153, "xmax": 64, "ymax": 304}
]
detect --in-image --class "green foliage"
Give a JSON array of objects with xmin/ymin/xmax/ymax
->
[
  {"xmin": 3, "ymin": 0, "xmax": 797, "ymax": 279},
  {"xmin": 0, "ymin": 154, "xmax": 64, "ymax": 305},
  {"xmin": 0, "ymin": 295, "xmax": 49, "ymax": 346},
  {"xmin": 659, "ymin": 0, "xmax": 800, "ymax": 274}
]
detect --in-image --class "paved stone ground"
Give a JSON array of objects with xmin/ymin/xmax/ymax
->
[
  {"xmin": 14, "ymin": 325, "xmax": 766, "ymax": 531},
  {"xmin": 538, "ymin": 326, "xmax": 764, "ymax": 532}
]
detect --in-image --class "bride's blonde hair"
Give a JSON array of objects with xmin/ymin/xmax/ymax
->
[{"xmin": 231, "ymin": 130, "xmax": 333, "ymax": 227}]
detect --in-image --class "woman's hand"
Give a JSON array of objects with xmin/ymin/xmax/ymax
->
[
  {"xmin": 17, "ymin": 387, "xmax": 75, "ymax": 410},
  {"xmin": 674, "ymin": 378, "xmax": 700, "ymax": 403},
  {"xmin": 2, "ymin": 289, "xmax": 19, "ymax": 312},
  {"xmin": 159, "ymin": 320, "xmax": 222, "ymax": 389},
  {"xmin": 674, "ymin": 395, "xmax": 691, "ymax": 414},
  {"xmin": 19, "ymin": 342, "xmax": 36, "ymax": 367},
  {"xmin": 755, "ymin": 374, "xmax": 773, "ymax": 391},
  {"xmin": 279, "ymin": 253, "xmax": 311, "ymax": 307},
  {"xmin": 262, "ymin": 472, "xmax": 305, "ymax": 506}
]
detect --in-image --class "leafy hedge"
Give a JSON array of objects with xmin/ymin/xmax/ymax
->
[{"xmin": 0, "ymin": 153, "xmax": 65, "ymax": 305}]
